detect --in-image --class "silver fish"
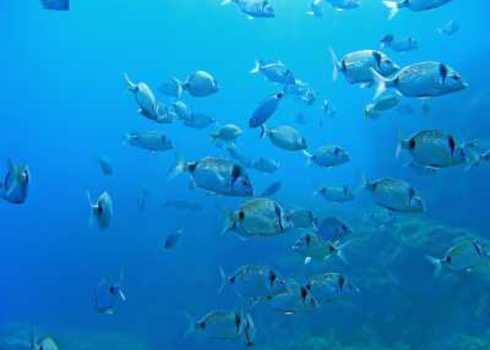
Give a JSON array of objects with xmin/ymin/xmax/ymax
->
[
  {"xmin": 287, "ymin": 209, "xmax": 317, "ymax": 229},
  {"xmin": 365, "ymin": 92, "xmax": 400, "ymax": 119},
  {"xmin": 326, "ymin": 0, "xmax": 360, "ymax": 11},
  {"xmin": 363, "ymin": 177, "xmax": 426, "ymax": 213},
  {"xmin": 250, "ymin": 60, "xmax": 295, "ymax": 85},
  {"xmin": 260, "ymin": 125, "xmax": 308, "ymax": 152},
  {"xmin": 182, "ymin": 113, "xmax": 216, "ymax": 130},
  {"xmin": 251, "ymin": 157, "xmax": 280, "ymax": 173},
  {"xmin": 87, "ymin": 191, "xmax": 113, "ymax": 230},
  {"xmin": 316, "ymin": 185, "xmax": 354, "ymax": 202},
  {"xmin": 211, "ymin": 124, "xmax": 243, "ymax": 145},
  {"xmin": 222, "ymin": 0, "xmax": 275, "ymax": 19},
  {"xmin": 437, "ymin": 20, "xmax": 460, "ymax": 36},
  {"xmin": 397, "ymin": 129, "xmax": 470, "ymax": 169},
  {"xmin": 169, "ymin": 155, "xmax": 254, "ymax": 197},
  {"xmin": 269, "ymin": 279, "xmax": 319, "ymax": 315},
  {"xmin": 380, "ymin": 34, "xmax": 418, "ymax": 52},
  {"xmin": 383, "ymin": 0, "xmax": 454, "ymax": 20},
  {"xmin": 292, "ymin": 231, "xmax": 349, "ymax": 264},
  {"xmin": 126, "ymin": 131, "xmax": 174, "ymax": 152},
  {"xmin": 188, "ymin": 310, "xmax": 246, "ymax": 341},
  {"xmin": 284, "ymin": 79, "xmax": 317, "ymax": 105},
  {"xmin": 164, "ymin": 71, "xmax": 219, "ymax": 98},
  {"xmin": 219, "ymin": 265, "xmax": 288, "ymax": 304},
  {"xmin": 306, "ymin": 0, "xmax": 325, "ymax": 17},
  {"xmin": 124, "ymin": 74, "xmax": 167, "ymax": 123},
  {"xmin": 31, "ymin": 336, "xmax": 59, "ymax": 350},
  {"xmin": 426, "ymin": 239, "xmax": 489, "ymax": 277},
  {"xmin": 304, "ymin": 272, "xmax": 359, "ymax": 305},
  {"xmin": 93, "ymin": 271, "xmax": 126, "ymax": 315},
  {"xmin": 222, "ymin": 197, "xmax": 292, "ymax": 238},
  {"xmin": 316, "ymin": 216, "xmax": 353, "ymax": 242},
  {"xmin": 371, "ymin": 61, "xmax": 468, "ymax": 100},
  {"xmin": 303, "ymin": 145, "xmax": 350, "ymax": 168},
  {"xmin": 164, "ymin": 229, "xmax": 183, "ymax": 250},
  {"xmin": 330, "ymin": 48, "xmax": 399, "ymax": 86}
]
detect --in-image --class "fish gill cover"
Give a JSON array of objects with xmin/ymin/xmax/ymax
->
[{"xmin": 1, "ymin": 0, "xmax": 490, "ymax": 349}]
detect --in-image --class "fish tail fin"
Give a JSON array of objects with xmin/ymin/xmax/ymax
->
[
  {"xmin": 123, "ymin": 73, "xmax": 137, "ymax": 91},
  {"xmin": 336, "ymin": 240, "xmax": 352, "ymax": 264},
  {"xmin": 221, "ymin": 210, "xmax": 235, "ymax": 236},
  {"xmin": 329, "ymin": 47, "xmax": 340, "ymax": 81},
  {"xmin": 172, "ymin": 77, "xmax": 184, "ymax": 99},
  {"xmin": 218, "ymin": 267, "xmax": 227, "ymax": 294},
  {"xmin": 302, "ymin": 150, "xmax": 313, "ymax": 166},
  {"xmin": 396, "ymin": 128, "xmax": 405, "ymax": 159},
  {"xmin": 86, "ymin": 191, "xmax": 96, "ymax": 228},
  {"xmin": 383, "ymin": 0, "xmax": 401, "ymax": 20},
  {"xmin": 425, "ymin": 255, "xmax": 443, "ymax": 277},
  {"xmin": 250, "ymin": 60, "xmax": 261, "ymax": 74},
  {"xmin": 167, "ymin": 153, "xmax": 186, "ymax": 180},
  {"xmin": 370, "ymin": 68, "xmax": 392, "ymax": 100},
  {"xmin": 259, "ymin": 125, "xmax": 268, "ymax": 139},
  {"xmin": 465, "ymin": 155, "xmax": 481, "ymax": 172}
]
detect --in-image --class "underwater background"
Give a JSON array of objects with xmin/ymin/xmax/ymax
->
[{"xmin": 2, "ymin": 0, "xmax": 490, "ymax": 349}]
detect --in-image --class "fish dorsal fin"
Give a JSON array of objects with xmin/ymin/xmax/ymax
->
[
  {"xmin": 372, "ymin": 51, "xmax": 382, "ymax": 68},
  {"xmin": 439, "ymin": 64, "xmax": 448, "ymax": 83}
]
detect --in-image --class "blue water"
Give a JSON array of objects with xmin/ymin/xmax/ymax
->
[{"xmin": 2, "ymin": 1, "xmax": 490, "ymax": 349}]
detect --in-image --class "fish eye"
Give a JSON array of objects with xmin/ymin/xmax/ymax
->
[{"xmin": 238, "ymin": 211, "xmax": 245, "ymax": 221}]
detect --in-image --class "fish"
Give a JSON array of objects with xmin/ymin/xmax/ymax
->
[
  {"xmin": 304, "ymin": 272, "xmax": 359, "ymax": 305},
  {"xmin": 426, "ymin": 239, "xmax": 489, "ymax": 277},
  {"xmin": 1, "ymin": 159, "xmax": 30, "ymax": 204},
  {"xmin": 164, "ymin": 229, "xmax": 183, "ymax": 250},
  {"xmin": 210, "ymin": 124, "xmax": 243, "ymax": 145},
  {"xmin": 306, "ymin": 0, "xmax": 325, "ymax": 17},
  {"xmin": 283, "ymin": 79, "xmax": 317, "ymax": 105},
  {"xmin": 163, "ymin": 71, "xmax": 219, "ymax": 98},
  {"xmin": 380, "ymin": 34, "xmax": 418, "ymax": 52},
  {"xmin": 316, "ymin": 216, "xmax": 353, "ymax": 242},
  {"xmin": 87, "ymin": 191, "xmax": 113, "ymax": 230},
  {"xmin": 260, "ymin": 181, "xmax": 282, "ymax": 197},
  {"xmin": 187, "ymin": 309, "xmax": 246, "ymax": 341},
  {"xmin": 383, "ymin": 0, "xmax": 454, "ymax": 20},
  {"xmin": 250, "ymin": 60, "xmax": 295, "ymax": 85},
  {"xmin": 291, "ymin": 232, "xmax": 349, "ymax": 264},
  {"xmin": 93, "ymin": 271, "xmax": 126, "ymax": 315},
  {"xmin": 330, "ymin": 48, "xmax": 399, "ymax": 86},
  {"xmin": 41, "ymin": 0, "xmax": 69, "ymax": 11},
  {"xmin": 326, "ymin": 0, "xmax": 360, "ymax": 11},
  {"xmin": 260, "ymin": 125, "xmax": 308, "ymax": 152},
  {"xmin": 182, "ymin": 113, "xmax": 216, "ymax": 130},
  {"xmin": 125, "ymin": 131, "xmax": 174, "ymax": 152},
  {"xmin": 171, "ymin": 100, "xmax": 192, "ymax": 121},
  {"xmin": 364, "ymin": 209, "xmax": 397, "ymax": 229},
  {"xmin": 221, "ymin": 0, "xmax": 275, "ymax": 19},
  {"xmin": 241, "ymin": 313, "xmax": 256, "ymax": 347},
  {"xmin": 363, "ymin": 177, "xmax": 426, "ymax": 213},
  {"xmin": 124, "ymin": 74, "xmax": 168, "ymax": 123},
  {"xmin": 218, "ymin": 265, "xmax": 288, "ymax": 304},
  {"xmin": 315, "ymin": 185, "xmax": 355, "ymax": 202},
  {"xmin": 97, "ymin": 156, "xmax": 113, "ymax": 176},
  {"xmin": 437, "ymin": 20, "xmax": 460, "ymax": 36},
  {"xmin": 31, "ymin": 335, "xmax": 59, "ymax": 350},
  {"xmin": 287, "ymin": 208, "xmax": 317, "ymax": 229},
  {"xmin": 396, "ymin": 129, "xmax": 473, "ymax": 169},
  {"xmin": 364, "ymin": 92, "xmax": 401, "ymax": 119},
  {"xmin": 162, "ymin": 200, "xmax": 203, "ymax": 211},
  {"xmin": 222, "ymin": 197, "xmax": 292, "ymax": 238},
  {"xmin": 371, "ymin": 61, "xmax": 468, "ymax": 100},
  {"xmin": 251, "ymin": 157, "xmax": 280, "ymax": 173},
  {"xmin": 249, "ymin": 92, "xmax": 284, "ymax": 128},
  {"xmin": 269, "ymin": 279, "xmax": 319, "ymax": 315},
  {"xmin": 303, "ymin": 145, "xmax": 350, "ymax": 168},
  {"xmin": 226, "ymin": 145, "xmax": 254, "ymax": 168},
  {"xmin": 169, "ymin": 155, "xmax": 254, "ymax": 197}
]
